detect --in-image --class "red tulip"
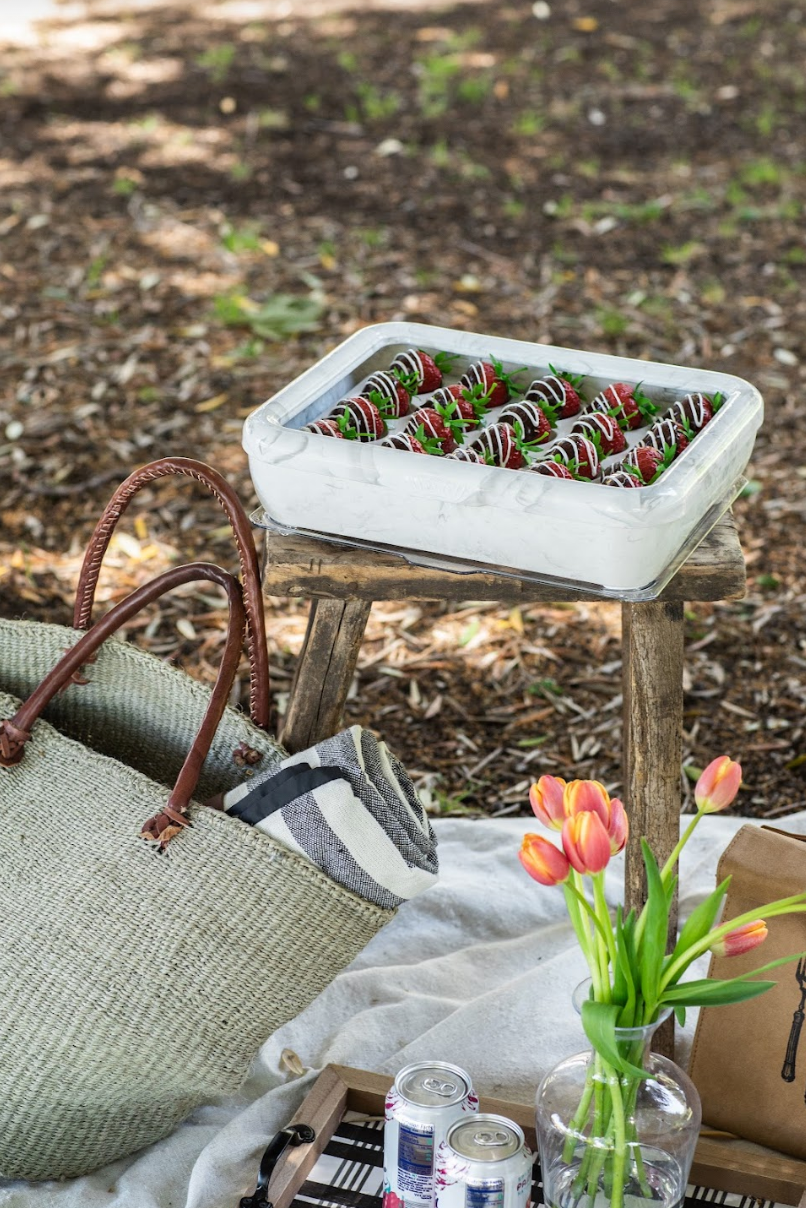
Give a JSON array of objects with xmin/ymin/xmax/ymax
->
[
  {"xmin": 529, "ymin": 775, "xmax": 567, "ymax": 831},
  {"xmin": 606, "ymin": 797, "xmax": 629, "ymax": 855},
  {"xmin": 711, "ymin": 919, "xmax": 767, "ymax": 957},
  {"xmin": 564, "ymin": 779, "xmax": 610, "ymax": 824},
  {"xmin": 695, "ymin": 756, "xmax": 742, "ymax": 814},
  {"xmin": 562, "ymin": 812, "xmax": 611, "ymax": 876},
  {"xmin": 519, "ymin": 833, "xmax": 571, "ymax": 886},
  {"xmin": 564, "ymin": 780, "xmax": 628, "ymax": 855}
]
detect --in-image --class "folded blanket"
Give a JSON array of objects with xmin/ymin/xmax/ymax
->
[{"xmin": 221, "ymin": 726, "xmax": 438, "ymax": 909}]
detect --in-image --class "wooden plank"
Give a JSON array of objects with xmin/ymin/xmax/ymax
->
[
  {"xmin": 280, "ymin": 598, "xmax": 372, "ymax": 752},
  {"xmin": 262, "ymin": 514, "xmax": 745, "ymax": 605},
  {"xmin": 691, "ymin": 1135, "xmax": 806, "ymax": 1206},
  {"xmin": 271, "ymin": 1066, "xmax": 350, "ymax": 1208},
  {"xmin": 622, "ymin": 599, "xmax": 685, "ymax": 1058}
]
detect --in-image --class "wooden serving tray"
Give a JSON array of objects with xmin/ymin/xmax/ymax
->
[{"xmin": 242, "ymin": 1065, "xmax": 806, "ymax": 1208}]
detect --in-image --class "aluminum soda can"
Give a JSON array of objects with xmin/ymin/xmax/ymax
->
[
  {"xmin": 435, "ymin": 1115, "xmax": 533, "ymax": 1208},
  {"xmin": 383, "ymin": 1061, "xmax": 478, "ymax": 1208}
]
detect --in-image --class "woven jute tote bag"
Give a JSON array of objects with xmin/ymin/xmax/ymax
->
[{"xmin": 0, "ymin": 464, "xmax": 395, "ymax": 1182}]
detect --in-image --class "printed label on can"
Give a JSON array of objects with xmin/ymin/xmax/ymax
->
[
  {"xmin": 398, "ymin": 1122, "xmax": 435, "ymax": 1200},
  {"xmin": 465, "ymin": 1181, "xmax": 504, "ymax": 1208}
]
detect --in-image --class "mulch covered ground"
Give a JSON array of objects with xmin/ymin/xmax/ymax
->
[{"xmin": 1, "ymin": 0, "xmax": 805, "ymax": 819}]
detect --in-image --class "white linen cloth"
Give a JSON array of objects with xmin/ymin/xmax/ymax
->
[{"xmin": 2, "ymin": 811, "xmax": 801, "ymax": 1208}]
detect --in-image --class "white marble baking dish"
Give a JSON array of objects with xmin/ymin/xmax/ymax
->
[{"xmin": 242, "ymin": 322, "xmax": 763, "ymax": 595}]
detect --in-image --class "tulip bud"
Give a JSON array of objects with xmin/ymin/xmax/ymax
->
[
  {"xmin": 711, "ymin": 919, "xmax": 767, "ymax": 958},
  {"xmin": 606, "ymin": 797, "xmax": 629, "ymax": 855},
  {"xmin": 529, "ymin": 775, "xmax": 567, "ymax": 831},
  {"xmin": 695, "ymin": 756, "xmax": 742, "ymax": 814},
  {"xmin": 519, "ymin": 833, "xmax": 571, "ymax": 886},
  {"xmin": 562, "ymin": 812, "xmax": 611, "ymax": 876}
]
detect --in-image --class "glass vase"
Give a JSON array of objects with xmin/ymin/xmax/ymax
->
[{"xmin": 535, "ymin": 984, "xmax": 701, "ymax": 1208}]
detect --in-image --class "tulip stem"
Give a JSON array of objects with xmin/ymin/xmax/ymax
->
[{"xmin": 659, "ymin": 810, "xmax": 703, "ymax": 887}]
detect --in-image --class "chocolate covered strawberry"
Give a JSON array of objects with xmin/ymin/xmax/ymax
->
[
  {"xmin": 602, "ymin": 470, "xmax": 642, "ymax": 489},
  {"xmin": 379, "ymin": 431, "xmax": 436, "ymax": 455},
  {"xmin": 305, "ymin": 417, "xmax": 347, "ymax": 438},
  {"xmin": 587, "ymin": 382, "xmax": 658, "ymax": 430},
  {"xmin": 406, "ymin": 407, "xmax": 458, "ymax": 454},
  {"xmin": 524, "ymin": 371, "xmax": 584, "ymax": 421},
  {"xmin": 460, "ymin": 357, "xmax": 527, "ymax": 409},
  {"xmin": 362, "ymin": 371, "xmax": 411, "ymax": 418},
  {"xmin": 389, "ymin": 348, "xmax": 457, "ymax": 394},
  {"xmin": 471, "ymin": 423, "xmax": 525, "ymax": 469},
  {"xmin": 498, "ymin": 399, "xmax": 552, "ymax": 445},
  {"xmin": 428, "ymin": 386, "xmax": 485, "ymax": 433},
  {"xmin": 667, "ymin": 391, "xmax": 724, "ymax": 432},
  {"xmin": 447, "ymin": 445, "xmax": 486, "ymax": 464},
  {"xmin": 572, "ymin": 413, "xmax": 627, "ymax": 457},
  {"xmin": 548, "ymin": 434, "xmax": 600, "ymax": 480},
  {"xmin": 527, "ymin": 460, "xmax": 575, "ymax": 480},
  {"xmin": 621, "ymin": 444, "xmax": 664, "ymax": 484},
  {"xmin": 640, "ymin": 418, "xmax": 689, "ymax": 460},
  {"xmin": 330, "ymin": 396, "xmax": 386, "ymax": 440}
]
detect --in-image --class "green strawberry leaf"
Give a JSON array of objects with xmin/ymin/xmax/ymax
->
[{"xmin": 433, "ymin": 350, "xmax": 460, "ymax": 372}]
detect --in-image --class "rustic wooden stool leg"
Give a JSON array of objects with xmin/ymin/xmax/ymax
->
[
  {"xmin": 280, "ymin": 598, "xmax": 372, "ymax": 753},
  {"xmin": 622, "ymin": 600, "xmax": 685, "ymax": 1056}
]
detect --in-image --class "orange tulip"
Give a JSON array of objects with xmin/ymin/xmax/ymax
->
[
  {"xmin": 695, "ymin": 756, "xmax": 742, "ymax": 814},
  {"xmin": 564, "ymin": 780, "xmax": 628, "ymax": 855},
  {"xmin": 562, "ymin": 812, "xmax": 611, "ymax": 876},
  {"xmin": 711, "ymin": 919, "xmax": 768, "ymax": 957},
  {"xmin": 529, "ymin": 775, "xmax": 567, "ymax": 831},
  {"xmin": 519, "ymin": 833, "xmax": 571, "ymax": 886}
]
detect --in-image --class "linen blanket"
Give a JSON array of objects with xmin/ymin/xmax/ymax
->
[{"xmin": 2, "ymin": 811, "xmax": 799, "ymax": 1208}]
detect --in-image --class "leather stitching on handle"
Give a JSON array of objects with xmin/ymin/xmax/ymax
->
[{"xmin": 73, "ymin": 458, "xmax": 270, "ymax": 730}]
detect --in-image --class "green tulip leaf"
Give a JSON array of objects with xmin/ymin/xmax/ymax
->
[
  {"xmin": 581, "ymin": 1000, "xmax": 650, "ymax": 1081},
  {"xmin": 639, "ymin": 839, "xmax": 669, "ymax": 1009},
  {"xmin": 674, "ymin": 1006, "xmax": 686, "ymax": 1028},
  {"xmin": 671, "ymin": 877, "xmax": 731, "ymax": 967},
  {"xmin": 660, "ymin": 978, "xmax": 775, "ymax": 1007}
]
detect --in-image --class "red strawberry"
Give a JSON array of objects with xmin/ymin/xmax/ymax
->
[
  {"xmin": 602, "ymin": 470, "xmax": 643, "ymax": 489},
  {"xmin": 621, "ymin": 445, "xmax": 664, "ymax": 484},
  {"xmin": 380, "ymin": 431, "xmax": 433, "ymax": 455},
  {"xmin": 667, "ymin": 391, "xmax": 723, "ymax": 432},
  {"xmin": 524, "ymin": 372, "xmax": 583, "ymax": 421},
  {"xmin": 528, "ymin": 460, "xmax": 575, "ymax": 479},
  {"xmin": 572, "ymin": 413, "xmax": 627, "ymax": 456},
  {"xmin": 389, "ymin": 349, "xmax": 458, "ymax": 394},
  {"xmin": 549, "ymin": 434, "xmax": 600, "ymax": 479},
  {"xmin": 305, "ymin": 418, "xmax": 346, "ymax": 438},
  {"xmin": 330, "ymin": 396, "xmax": 386, "ymax": 440},
  {"xmin": 640, "ymin": 418, "xmax": 689, "ymax": 460},
  {"xmin": 587, "ymin": 382, "xmax": 658, "ymax": 430},
  {"xmin": 498, "ymin": 399, "xmax": 553, "ymax": 444},
  {"xmin": 442, "ymin": 381, "xmax": 494, "ymax": 428},
  {"xmin": 406, "ymin": 407, "xmax": 457, "ymax": 454},
  {"xmin": 471, "ymin": 423, "xmax": 524, "ymax": 469},
  {"xmin": 460, "ymin": 357, "xmax": 527, "ymax": 409},
  {"xmin": 362, "ymin": 371, "xmax": 411, "ymax": 418}
]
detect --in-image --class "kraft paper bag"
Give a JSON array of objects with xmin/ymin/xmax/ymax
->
[{"xmin": 689, "ymin": 824, "xmax": 806, "ymax": 1159}]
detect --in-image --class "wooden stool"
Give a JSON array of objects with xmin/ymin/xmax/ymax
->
[{"xmin": 263, "ymin": 514, "xmax": 745, "ymax": 922}]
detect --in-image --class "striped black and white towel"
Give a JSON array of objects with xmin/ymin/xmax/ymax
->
[{"xmin": 220, "ymin": 726, "xmax": 438, "ymax": 909}]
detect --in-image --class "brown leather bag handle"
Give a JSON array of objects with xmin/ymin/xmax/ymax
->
[
  {"xmin": 1, "ymin": 562, "xmax": 246, "ymax": 849},
  {"xmin": 73, "ymin": 457, "xmax": 270, "ymax": 731}
]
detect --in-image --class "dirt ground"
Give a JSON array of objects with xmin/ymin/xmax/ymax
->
[{"xmin": 1, "ymin": 0, "xmax": 805, "ymax": 819}]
